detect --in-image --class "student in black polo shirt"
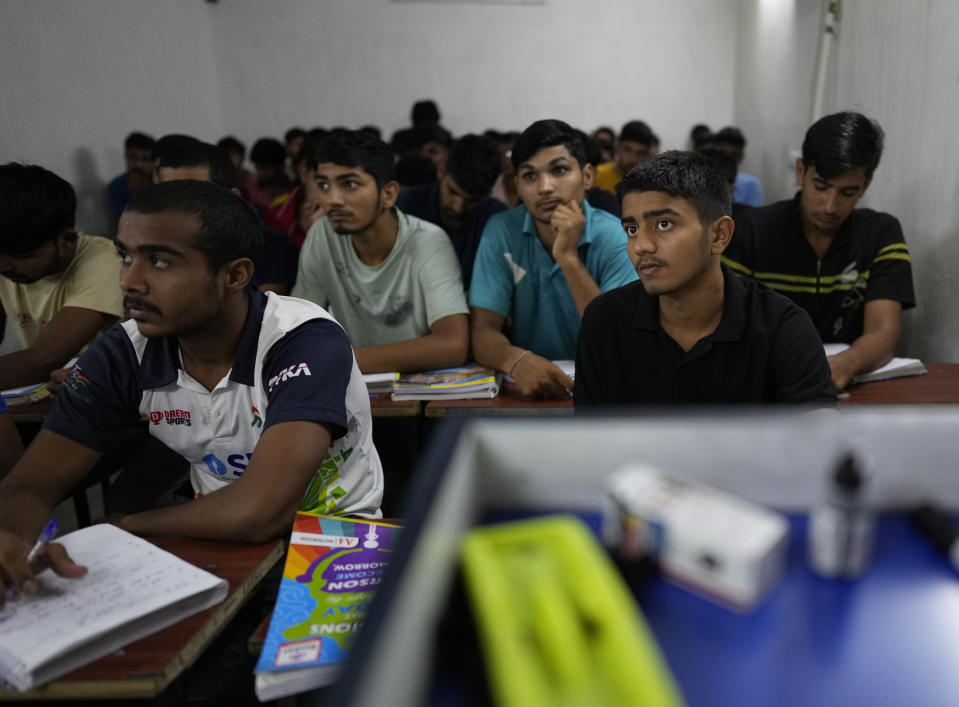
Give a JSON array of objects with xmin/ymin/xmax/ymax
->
[
  {"xmin": 574, "ymin": 151, "xmax": 836, "ymax": 407},
  {"xmin": 395, "ymin": 134, "xmax": 507, "ymax": 289},
  {"xmin": 723, "ymin": 112, "xmax": 915, "ymax": 390}
]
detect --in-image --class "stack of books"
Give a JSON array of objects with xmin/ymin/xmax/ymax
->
[
  {"xmin": 391, "ymin": 365, "xmax": 501, "ymax": 401},
  {"xmin": 1, "ymin": 382, "xmax": 50, "ymax": 407}
]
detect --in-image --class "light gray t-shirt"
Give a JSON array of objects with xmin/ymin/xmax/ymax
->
[{"xmin": 292, "ymin": 209, "xmax": 468, "ymax": 347}]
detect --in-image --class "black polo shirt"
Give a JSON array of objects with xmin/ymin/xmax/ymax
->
[
  {"xmin": 395, "ymin": 182, "xmax": 507, "ymax": 289},
  {"xmin": 723, "ymin": 193, "xmax": 915, "ymax": 343},
  {"xmin": 574, "ymin": 264, "xmax": 837, "ymax": 406}
]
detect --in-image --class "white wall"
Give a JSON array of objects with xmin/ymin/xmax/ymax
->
[
  {"xmin": 207, "ymin": 0, "xmax": 738, "ymax": 149},
  {"xmin": 0, "ymin": 1, "xmax": 223, "ymax": 234},
  {"xmin": 830, "ymin": 0, "xmax": 959, "ymax": 362},
  {"xmin": 1, "ymin": 0, "xmax": 739, "ymax": 234}
]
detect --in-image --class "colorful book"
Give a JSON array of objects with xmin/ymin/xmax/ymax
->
[
  {"xmin": 253, "ymin": 513, "xmax": 401, "ymax": 701},
  {"xmin": 391, "ymin": 364, "xmax": 500, "ymax": 400}
]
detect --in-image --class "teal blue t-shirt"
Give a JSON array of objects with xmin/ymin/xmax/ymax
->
[{"xmin": 468, "ymin": 201, "xmax": 637, "ymax": 360}]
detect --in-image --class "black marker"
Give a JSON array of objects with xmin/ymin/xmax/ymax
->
[{"xmin": 909, "ymin": 503, "xmax": 959, "ymax": 572}]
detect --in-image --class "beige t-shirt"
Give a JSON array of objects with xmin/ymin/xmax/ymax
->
[{"xmin": 0, "ymin": 234, "xmax": 124, "ymax": 350}]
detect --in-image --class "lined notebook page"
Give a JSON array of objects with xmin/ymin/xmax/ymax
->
[{"xmin": 0, "ymin": 524, "xmax": 226, "ymax": 674}]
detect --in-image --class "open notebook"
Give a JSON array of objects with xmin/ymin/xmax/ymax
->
[
  {"xmin": 823, "ymin": 344, "xmax": 927, "ymax": 384},
  {"xmin": 0, "ymin": 524, "xmax": 227, "ymax": 693}
]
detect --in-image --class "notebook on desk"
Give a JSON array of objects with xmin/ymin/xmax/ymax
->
[
  {"xmin": 0, "ymin": 524, "xmax": 227, "ymax": 693},
  {"xmin": 823, "ymin": 344, "xmax": 927, "ymax": 384}
]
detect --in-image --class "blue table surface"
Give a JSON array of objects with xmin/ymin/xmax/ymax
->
[{"xmin": 637, "ymin": 514, "xmax": 959, "ymax": 707}]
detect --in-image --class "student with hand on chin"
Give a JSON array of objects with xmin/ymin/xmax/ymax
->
[
  {"xmin": 0, "ymin": 180, "xmax": 382, "ymax": 604},
  {"xmin": 469, "ymin": 119, "xmax": 637, "ymax": 399}
]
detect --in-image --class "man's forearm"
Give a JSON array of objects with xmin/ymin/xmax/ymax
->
[
  {"xmin": 828, "ymin": 330, "xmax": 897, "ymax": 389},
  {"xmin": 471, "ymin": 326, "xmax": 526, "ymax": 374},
  {"xmin": 355, "ymin": 331, "xmax": 467, "ymax": 373},
  {"xmin": 557, "ymin": 256, "xmax": 601, "ymax": 317},
  {"xmin": 120, "ymin": 486, "xmax": 294, "ymax": 543},
  {"xmin": 0, "ymin": 349, "xmax": 63, "ymax": 390}
]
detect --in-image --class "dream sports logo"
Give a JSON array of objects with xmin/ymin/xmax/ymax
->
[
  {"xmin": 149, "ymin": 409, "xmax": 192, "ymax": 427},
  {"xmin": 268, "ymin": 362, "xmax": 312, "ymax": 392}
]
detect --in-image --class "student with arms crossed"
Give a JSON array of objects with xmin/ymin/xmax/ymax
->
[
  {"xmin": 469, "ymin": 119, "xmax": 637, "ymax": 398},
  {"xmin": 0, "ymin": 181, "xmax": 383, "ymax": 601},
  {"xmin": 723, "ymin": 112, "xmax": 915, "ymax": 390},
  {"xmin": 575, "ymin": 151, "xmax": 836, "ymax": 406},
  {"xmin": 0, "ymin": 164, "xmax": 124, "ymax": 390},
  {"xmin": 292, "ymin": 130, "xmax": 469, "ymax": 373}
]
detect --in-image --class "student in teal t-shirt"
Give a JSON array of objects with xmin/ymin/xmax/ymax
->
[
  {"xmin": 469, "ymin": 119, "xmax": 637, "ymax": 398},
  {"xmin": 292, "ymin": 130, "xmax": 469, "ymax": 374}
]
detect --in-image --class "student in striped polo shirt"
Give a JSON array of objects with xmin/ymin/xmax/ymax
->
[{"xmin": 723, "ymin": 111, "xmax": 915, "ymax": 391}]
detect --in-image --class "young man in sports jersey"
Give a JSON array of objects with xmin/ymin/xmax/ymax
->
[
  {"xmin": 0, "ymin": 181, "xmax": 383, "ymax": 601},
  {"xmin": 723, "ymin": 112, "xmax": 915, "ymax": 390}
]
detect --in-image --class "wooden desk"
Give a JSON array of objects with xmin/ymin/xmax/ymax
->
[
  {"xmin": 368, "ymin": 393, "xmax": 421, "ymax": 418},
  {"xmin": 425, "ymin": 385, "xmax": 573, "ymax": 417},
  {"xmin": 0, "ymin": 537, "xmax": 284, "ymax": 701},
  {"xmin": 841, "ymin": 363, "xmax": 959, "ymax": 404},
  {"xmin": 7, "ymin": 398, "xmax": 51, "ymax": 424}
]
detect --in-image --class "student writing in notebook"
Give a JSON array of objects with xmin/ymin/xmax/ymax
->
[{"xmin": 0, "ymin": 181, "xmax": 383, "ymax": 603}]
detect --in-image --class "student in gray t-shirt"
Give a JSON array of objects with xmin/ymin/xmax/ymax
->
[{"xmin": 292, "ymin": 130, "xmax": 469, "ymax": 373}]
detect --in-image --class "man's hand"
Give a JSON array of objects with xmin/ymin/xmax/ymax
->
[
  {"xmin": 827, "ymin": 354, "xmax": 856, "ymax": 392},
  {"xmin": 511, "ymin": 353, "xmax": 574, "ymax": 399},
  {"xmin": 550, "ymin": 200, "xmax": 586, "ymax": 264},
  {"xmin": 48, "ymin": 367, "xmax": 70, "ymax": 397},
  {"xmin": 0, "ymin": 532, "xmax": 87, "ymax": 608}
]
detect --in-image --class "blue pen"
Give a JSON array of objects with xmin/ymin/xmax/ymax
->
[{"xmin": 25, "ymin": 519, "xmax": 60, "ymax": 565}]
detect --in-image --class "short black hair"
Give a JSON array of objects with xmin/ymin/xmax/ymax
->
[
  {"xmin": 0, "ymin": 163, "xmax": 77, "ymax": 255},
  {"xmin": 156, "ymin": 140, "xmax": 238, "ymax": 190},
  {"xmin": 802, "ymin": 111, "xmax": 884, "ymax": 179},
  {"xmin": 394, "ymin": 152, "xmax": 437, "ymax": 187},
  {"xmin": 217, "ymin": 136, "xmax": 245, "ymax": 157},
  {"xmin": 124, "ymin": 131, "xmax": 155, "ymax": 153},
  {"xmin": 511, "ymin": 119, "xmax": 588, "ymax": 171},
  {"xmin": 154, "ymin": 134, "xmax": 200, "ymax": 164},
  {"xmin": 411, "ymin": 123, "xmax": 451, "ymax": 149},
  {"xmin": 411, "ymin": 99, "xmax": 440, "ymax": 126},
  {"xmin": 574, "ymin": 129, "xmax": 605, "ymax": 171},
  {"xmin": 446, "ymin": 134, "xmax": 501, "ymax": 196},
  {"xmin": 696, "ymin": 146, "xmax": 738, "ymax": 185},
  {"xmin": 284, "ymin": 127, "xmax": 306, "ymax": 143},
  {"xmin": 309, "ymin": 129, "xmax": 396, "ymax": 190},
  {"xmin": 250, "ymin": 138, "xmax": 287, "ymax": 167},
  {"xmin": 714, "ymin": 126, "xmax": 746, "ymax": 149},
  {"xmin": 617, "ymin": 150, "xmax": 731, "ymax": 226},
  {"xmin": 124, "ymin": 180, "xmax": 262, "ymax": 272},
  {"xmin": 359, "ymin": 125, "xmax": 382, "ymax": 141},
  {"xmin": 689, "ymin": 124, "xmax": 711, "ymax": 148},
  {"xmin": 619, "ymin": 120, "xmax": 655, "ymax": 146}
]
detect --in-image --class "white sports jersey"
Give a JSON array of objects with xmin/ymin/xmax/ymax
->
[{"xmin": 47, "ymin": 292, "xmax": 382, "ymax": 517}]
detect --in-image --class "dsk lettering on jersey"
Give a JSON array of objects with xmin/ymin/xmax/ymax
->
[{"xmin": 268, "ymin": 362, "xmax": 312, "ymax": 392}]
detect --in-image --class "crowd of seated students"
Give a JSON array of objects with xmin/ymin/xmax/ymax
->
[{"xmin": 0, "ymin": 102, "xmax": 915, "ymax": 591}]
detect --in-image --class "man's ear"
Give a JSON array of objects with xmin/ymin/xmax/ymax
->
[
  {"xmin": 381, "ymin": 180, "xmax": 400, "ymax": 209},
  {"xmin": 223, "ymin": 257, "xmax": 255, "ymax": 293},
  {"xmin": 582, "ymin": 163, "xmax": 595, "ymax": 190},
  {"xmin": 436, "ymin": 161, "xmax": 448, "ymax": 180},
  {"xmin": 56, "ymin": 228, "xmax": 78, "ymax": 255},
  {"xmin": 710, "ymin": 215, "xmax": 735, "ymax": 254},
  {"xmin": 795, "ymin": 158, "xmax": 806, "ymax": 187}
]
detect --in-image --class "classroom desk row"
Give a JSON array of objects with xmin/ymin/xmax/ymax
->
[{"xmin": 9, "ymin": 363, "xmax": 959, "ymax": 426}]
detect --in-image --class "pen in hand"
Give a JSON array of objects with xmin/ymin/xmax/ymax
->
[{"xmin": 25, "ymin": 519, "xmax": 60, "ymax": 565}]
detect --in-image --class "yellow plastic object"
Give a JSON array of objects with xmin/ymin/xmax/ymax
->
[{"xmin": 461, "ymin": 515, "xmax": 684, "ymax": 707}]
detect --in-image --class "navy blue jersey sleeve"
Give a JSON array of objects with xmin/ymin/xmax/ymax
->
[
  {"xmin": 43, "ymin": 325, "xmax": 143, "ymax": 451},
  {"xmin": 261, "ymin": 318, "xmax": 353, "ymax": 438},
  {"xmin": 0, "ymin": 396, "xmax": 7, "ymax": 414}
]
